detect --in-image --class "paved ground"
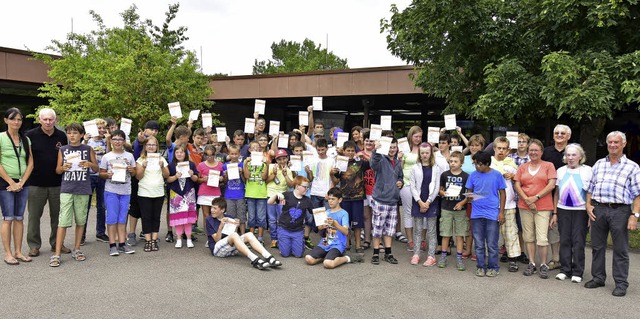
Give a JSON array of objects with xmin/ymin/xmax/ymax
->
[{"xmin": 2, "ymin": 203, "xmax": 640, "ymax": 318}]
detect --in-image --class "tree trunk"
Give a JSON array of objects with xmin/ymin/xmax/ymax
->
[{"xmin": 579, "ymin": 118, "xmax": 606, "ymax": 166}]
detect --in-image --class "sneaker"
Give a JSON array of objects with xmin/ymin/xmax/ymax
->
[
  {"xmin": 499, "ymin": 252, "xmax": 508, "ymax": 263},
  {"xmin": 486, "ymin": 269, "xmax": 499, "ymax": 277},
  {"xmin": 118, "ymin": 245, "xmax": 125, "ymax": 254},
  {"xmin": 407, "ymin": 241, "xmax": 415, "ymax": 252},
  {"xmin": 471, "ymin": 255, "xmax": 477, "ymax": 261},
  {"xmin": 80, "ymin": 239, "xmax": 86, "ymax": 246},
  {"xmin": 371, "ymin": 255, "xmax": 380, "ymax": 265},
  {"xmin": 423, "ymin": 256, "xmax": 436, "ymax": 267},
  {"xmin": 165, "ymin": 232, "xmax": 174, "ymax": 243},
  {"xmin": 186, "ymin": 239, "xmax": 194, "ymax": 248},
  {"xmin": 270, "ymin": 240, "xmax": 278, "ymax": 249},
  {"xmin": 556, "ymin": 273, "xmax": 567, "ymax": 281},
  {"xmin": 571, "ymin": 276, "xmax": 582, "ymax": 283},
  {"xmin": 122, "ymin": 245, "xmax": 135, "ymax": 254},
  {"xmin": 304, "ymin": 238, "xmax": 314, "ymax": 250},
  {"xmin": 420, "ymin": 241, "xmax": 427, "ymax": 251},
  {"xmin": 109, "ymin": 246, "xmax": 119, "ymax": 256},
  {"xmin": 126, "ymin": 233, "xmax": 137, "ymax": 246},
  {"xmin": 96, "ymin": 234, "xmax": 109, "ymax": 243},
  {"xmin": 139, "ymin": 232, "xmax": 145, "ymax": 239},
  {"xmin": 175, "ymin": 239, "xmax": 183, "ymax": 248},
  {"xmin": 410, "ymin": 255, "xmax": 420, "ymax": 265},
  {"xmin": 347, "ymin": 253, "xmax": 363, "ymax": 263},
  {"xmin": 205, "ymin": 240, "xmax": 209, "ymax": 248},
  {"xmin": 437, "ymin": 256, "xmax": 447, "ymax": 268},
  {"xmin": 539, "ymin": 264, "xmax": 549, "ymax": 279},
  {"xmin": 523, "ymin": 263, "xmax": 537, "ymax": 276},
  {"xmin": 384, "ymin": 254, "xmax": 398, "ymax": 264},
  {"xmin": 508, "ymin": 261, "xmax": 519, "ymax": 272},
  {"xmin": 456, "ymin": 258, "xmax": 466, "ymax": 271},
  {"xmin": 547, "ymin": 260, "xmax": 560, "ymax": 270},
  {"xmin": 475, "ymin": 267, "xmax": 485, "ymax": 277},
  {"xmin": 518, "ymin": 253, "xmax": 529, "ymax": 264}
]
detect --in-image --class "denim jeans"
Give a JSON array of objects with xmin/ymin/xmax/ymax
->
[
  {"xmin": 267, "ymin": 203, "xmax": 282, "ymax": 240},
  {"xmin": 247, "ymin": 198, "xmax": 267, "ymax": 228},
  {"xmin": 472, "ymin": 218, "xmax": 500, "ymax": 271},
  {"xmin": 0, "ymin": 188, "xmax": 29, "ymax": 221},
  {"xmin": 84, "ymin": 175, "xmax": 106, "ymax": 239}
]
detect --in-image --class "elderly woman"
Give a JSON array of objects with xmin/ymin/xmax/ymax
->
[
  {"xmin": 550, "ymin": 143, "xmax": 591, "ymax": 283},
  {"xmin": 0, "ymin": 108, "xmax": 34, "ymax": 265},
  {"xmin": 514, "ymin": 139, "xmax": 557, "ymax": 279}
]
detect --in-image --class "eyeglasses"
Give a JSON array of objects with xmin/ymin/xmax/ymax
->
[
  {"xmin": 204, "ymin": 154, "xmax": 215, "ymax": 159},
  {"xmin": 473, "ymin": 162, "xmax": 485, "ymax": 167},
  {"xmin": 554, "ymin": 132, "xmax": 567, "ymax": 136},
  {"xmin": 112, "ymin": 138, "xmax": 125, "ymax": 142},
  {"xmin": 299, "ymin": 184, "xmax": 310, "ymax": 189}
]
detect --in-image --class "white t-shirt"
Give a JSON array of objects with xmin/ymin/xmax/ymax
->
[{"xmin": 137, "ymin": 156, "xmax": 168, "ymax": 198}]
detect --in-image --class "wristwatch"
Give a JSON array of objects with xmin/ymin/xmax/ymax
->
[
  {"xmin": 634, "ymin": 212, "xmax": 640, "ymax": 218},
  {"xmin": 535, "ymin": 194, "xmax": 541, "ymax": 200}
]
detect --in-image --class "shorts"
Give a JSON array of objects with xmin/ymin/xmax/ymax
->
[
  {"xmin": 197, "ymin": 195, "xmax": 218, "ymax": 206},
  {"xmin": 59, "ymin": 193, "xmax": 90, "ymax": 228},
  {"xmin": 439, "ymin": 209, "xmax": 469, "ymax": 237},
  {"xmin": 308, "ymin": 246, "xmax": 343, "ymax": 260},
  {"xmin": 225, "ymin": 198, "xmax": 247, "ymax": 223},
  {"xmin": 519, "ymin": 208, "xmax": 551, "ymax": 246},
  {"xmin": 104, "ymin": 191, "xmax": 130, "ymax": 225},
  {"xmin": 213, "ymin": 235, "xmax": 240, "ymax": 257},
  {"xmin": 370, "ymin": 199, "xmax": 398, "ymax": 238},
  {"xmin": 0, "ymin": 188, "xmax": 28, "ymax": 221},
  {"xmin": 342, "ymin": 200, "xmax": 364, "ymax": 229}
]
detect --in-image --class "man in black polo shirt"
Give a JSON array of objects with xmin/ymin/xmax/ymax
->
[
  {"xmin": 26, "ymin": 108, "xmax": 70, "ymax": 256},
  {"xmin": 541, "ymin": 124, "xmax": 571, "ymax": 270}
]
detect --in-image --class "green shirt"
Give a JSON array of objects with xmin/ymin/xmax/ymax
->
[{"xmin": 0, "ymin": 132, "xmax": 30, "ymax": 179}]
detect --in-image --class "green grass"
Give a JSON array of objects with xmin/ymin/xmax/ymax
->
[{"xmin": 586, "ymin": 229, "xmax": 640, "ymax": 252}]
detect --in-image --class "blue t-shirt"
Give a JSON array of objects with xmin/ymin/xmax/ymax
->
[
  {"xmin": 223, "ymin": 162, "xmax": 245, "ymax": 199},
  {"xmin": 317, "ymin": 208, "xmax": 349, "ymax": 253},
  {"xmin": 465, "ymin": 169, "xmax": 506, "ymax": 220}
]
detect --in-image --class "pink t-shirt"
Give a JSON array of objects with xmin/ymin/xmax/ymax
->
[
  {"xmin": 197, "ymin": 161, "xmax": 223, "ymax": 197},
  {"xmin": 514, "ymin": 161, "xmax": 557, "ymax": 210}
]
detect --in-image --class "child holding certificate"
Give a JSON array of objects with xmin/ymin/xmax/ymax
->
[
  {"xmin": 196, "ymin": 145, "xmax": 224, "ymax": 247},
  {"xmin": 167, "ymin": 144, "xmax": 199, "ymax": 248}
]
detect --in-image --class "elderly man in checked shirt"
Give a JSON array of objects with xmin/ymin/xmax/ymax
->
[{"xmin": 585, "ymin": 131, "xmax": 640, "ymax": 297}]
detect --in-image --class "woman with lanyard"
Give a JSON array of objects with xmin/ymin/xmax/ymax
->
[{"xmin": 0, "ymin": 108, "xmax": 34, "ymax": 265}]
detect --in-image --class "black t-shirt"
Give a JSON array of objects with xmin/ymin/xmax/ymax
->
[
  {"xmin": 440, "ymin": 170, "xmax": 469, "ymax": 211},
  {"xmin": 278, "ymin": 191, "xmax": 314, "ymax": 232},
  {"xmin": 542, "ymin": 145, "xmax": 564, "ymax": 170},
  {"xmin": 25, "ymin": 127, "xmax": 67, "ymax": 187}
]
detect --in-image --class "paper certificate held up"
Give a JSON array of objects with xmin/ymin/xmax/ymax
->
[
  {"xmin": 254, "ymin": 99, "xmax": 266, "ymax": 115},
  {"xmin": 302, "ymin": 150, "xmax": 316, "ymax": 167},
  {"xmin": 427, "ymin": 127, "xmax": 440, "ymax": 144},
  {"xmin": 83, "ymin": 120, "xmax": 99, "ymax": 138},
  {"xmin": 298, "ymin": 111, "xmax": 309, "ymax": 126},
  {"xmin": 313, "ymin": 207, "xmax": 328, "ymax": 226},
  {"xmin": 380, "ymin": 115, "xmax": 392, "ymax": 130},
  {"xmin": 506, "ymin": 131, "xmax": 518, "ymax": 149},
  {"xmin": 176, "ymin": 161, "xmax": 191, "ymax": 178},
  {"xmin": 120, "ymin": 118, "xmax": 132, "ymax": 137},
  {"xmin": 202, "ymin": 113, "xmax": 213, "ymax": 128},
  {"xmin": 207, "ymin": 170, "xmax": 220, "ymax": 187},
  {"xmin": 444, "ymin": 114, "xmax": 457, "ymax": 130},
  {"xmin": 445, "ymin": 185, "xmax": 462, "ymax": 197},
  {"xmin": 188, "ymin": 110, "xmax": 200, "ymax": 121},
  {"xmin": 244, "ymin": 118, "xmax": 255, "ymax": 134},
  {"xmin": 370, "ymin": 124, "xmax": 382, "ymax": 141},
  {"xmin": 269, "ymin": 121, "xmax": 280, "ymax": 137},
  {"xmin": 146, "ymin": 153, "xmax": 160, "ymax": 171},
  {"xmin": 289, "ymin": 155, "xmax": 302, "ymax": 171},
  {"xmin": 226, "ymin": 163, "xmax": 240, "ymax": 180},
  {"xmin": 221, "ymin": 219, "xmax": 238, "ymax": 235},
  {"xmin": 277, "ymin": 134, "xmax": 289, "ymax": 149},
  {"xmin": 336, "ymin": 132, "xmax": 349, "ymax": 149},
  {"xmin": 65, "ymin": 151, "xmax": 83, "ymax": 171},
  {"xmin": 111, "ymin": 163, "xmax": 127, "ymax": 183},
  {"xmin": 312, "ymin": 97, "xmax": 323, "ymax": 110},
  {"xmin": 250, "ymin": 152, "xmax": 263, "ymax": 166},
  {"xmin": 378, "ymin": 136, "xmax": 392, "ymax": 155},
  {"xmin": 168, "ymin": 102, "xmax": 182, "ymax": 118},
  {"xmin": 397, "ymin": 137, "xmax": 411, "ymax": 154},
  {"xmin": 451, "ymin": 146, "xmax": 463, "ymax": 153},
  {"xmin": 336, "ymin": 155, "xmax": 349, "ymax": 172},
  {"xmin": 216, "ymin": 127, "xmax": 227, "ymax": 142}
]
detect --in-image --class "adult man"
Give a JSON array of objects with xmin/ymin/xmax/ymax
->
[
  {"xmin": 26, "ymin": 108, "xmax": 70, "ymax": 256},
  {"xmin": 541, "ymin": 124, "xmax": 571, "ymax": 270},
  {"xmin": 585, "ymin": 131, "xmax": 640, "ymax": 297}
]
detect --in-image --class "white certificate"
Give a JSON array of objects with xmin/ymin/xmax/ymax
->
[
  {"xmin": 83, "ymin": 120, "xmax": 99, "ymax": 138},
  {"xmin": 226, "ymin": 163, "xmax": 240, "ymax": 180},
  {"xmin": 312, "ymin": 97, "xmax": 323, "ymax": 111},
  {"xmin": 168, "ymin": 102, "xmax": 182, "ymax": 118},
  {"xmin": 222, "ymin": 220, "xmax": 238, "ymax": 235},
  {"xmin": 378, "ymin": 136, "xmax": 392, "ymax": 155},
  {"xmin": 269, "ymin": 121, "xmax": 280, "ymax": 137},
  {"xmin": 207, "ymin": 170, "xmax": 220, "ymax": 187},
  {"xmin": 445, "ymin": 184, "xmax": 462, "ymax": 197},
  {"xmin": 120, "ymin": 118, "xmax": 132, "ymax": 137},
  {"xmin": 111, "ymin": 163, "xmax": 127, "ymax": 183},
  {"xmin": 444, "ymin": 114, "xmax": 457, "ymax": 130},
  {"xmin": 176, "ymin": 161, "xmax": 191, "ymax": 178},
  {"xmin": 188, "ymin": 110, "xmax": 200, "ymax": 121},
  {"xmin": 298, "ymin": 111, "xmax": 309, "ymax": 126},
  {"xmin": 65, "ymin": 151, "xmax": 82, "ymax": 171},
  {"xmin": 397, "ymin": 137, "xmax": 411, "ymax": 154},
  {"xmin": 216, "ymin": 127, "xmax": 227, "ymax": 143},
  {"xmin": 250, "ymin": 152, "xmax": 263, "ymax": 166},
  {"xmin": 146, "ymin": 153, "xmax": 160, "ymax": 171},
  {"xmin": 336, "ymin": 132, "xmax": 349, "ymax": 149},
  {"xmin": 277, "ymin": 134, "xmax": 289, "ymax": 149},
  {"xmin": 427, "ymin": 127, "xmax": 440, "ymax": 144},
  {"xmin": 336, "ymin": 155, "xmax": 349, "ymax": 172},
  {"xmin": 370, "ymin": 124, "xmax": 382, "ymax": 141},
  {"xmin": 289, "ymin": 155, "xmax": 302, "ymax": 171},
  {"xmin": 506, "ymin": 131, "xmax": 518, "ymax": 149},
  {"xmin": 254, "ymin": 99, "xmax": 266, "ymax": 115},
  {"xmin": 312, "ymin": 207, "xmax": 328, "ymax": 226},
  {"xmin": 451, "ymin": 146, "xmax": 463, "ymax": 153},
  {"xmin": 380, "ymin": 115, "xmax": 392, "ymax": 130},
  {"xmin": 202, "ymin": 113, "xmax": 213, "ymax": 128},
  {"xmin": 302, "ymin": 150, "xmax": 316, "ymax": 167},
  {"xmin": 244, "ymin": 118, "xmax": 255, "ymax": 134}
]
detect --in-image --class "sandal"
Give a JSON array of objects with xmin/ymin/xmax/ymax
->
[
  {"xmin": 49, "ymin": 255, "xmax": 61, "ymax": 267},
  {"xmin": 266, "ymin": 256, "xmax": 282, "ymax": 268},
  {"xmin": 71, "ymin": 250, "xmax": 86, "ymax": 261},
  {"xmin": 395, "ymin": 233, "xmax": 408, "ymax": 243},
  {"xmin": 251, "ymin": 257, "xmax": 269, "ymax": 270},
  {"xmin": 14, "ymin": 255, "xmax": 32, "ymax": 263},
  {"xmin": 362, "ymin": 241, "xmax": 371, "ymax": 250},
  {"xmin": 144, "ymin": 241, "xmax": 152, "ymax": 252},
  {"xmin": 151, "ymin": 240, "xmax": 159, "ymax": 251},
  {"xmin": 4, "ymin": 257, "xmax": 19, "ymax": 265}
]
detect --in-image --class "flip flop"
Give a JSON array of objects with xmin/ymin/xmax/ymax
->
[
  {"xmin": 4, "ymin": 258, "xmax": 19, "ymax": 265},
  {"xmin": 14, "ymin": 255, "xmax": 32, "ymax": 263}
]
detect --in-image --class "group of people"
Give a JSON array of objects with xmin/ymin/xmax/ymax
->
[{"xmin": 1, "ymin": 107, "xmax": 638, "ymax": 297}]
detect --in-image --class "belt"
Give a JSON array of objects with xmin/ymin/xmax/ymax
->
[{"xmin": 592, "ymin": 200, "xmax": 629, "ymax": 209}]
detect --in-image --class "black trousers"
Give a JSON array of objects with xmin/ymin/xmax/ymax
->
[
  {"xmin": 557, "ymin": 208, "xmax": 588, "ymax": 277},
  {"xmin": 590, "ymin": 204, "xmax": 631, "ymax": 289},
  {"xmin": 139, "ymin": 196, "xmax": 164, "ymax": 234}
]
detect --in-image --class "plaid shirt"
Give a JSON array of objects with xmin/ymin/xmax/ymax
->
[
  {"xmin": 587, "ymin": 155, "xmax": 640, "ymax": 204},
  {"xmin": 508, "ymin": 153, "xmax": 530, "ymax": 167}
]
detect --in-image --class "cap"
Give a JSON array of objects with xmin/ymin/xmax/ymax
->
[
  {"xmin": 333, "ymin": 128, "xmax": 344, "ymax": 140},
  {"xmin": 276, "ymin": 149, "xmax": 288, "ymax": 158},
  {"xmin": 144, "ymin": 120, "xmax": 160, "ymax": 130}
]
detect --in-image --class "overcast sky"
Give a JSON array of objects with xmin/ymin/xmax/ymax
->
[{"xmin": 1, "ymin": 0, "xmax": 412, "ymax": 75}]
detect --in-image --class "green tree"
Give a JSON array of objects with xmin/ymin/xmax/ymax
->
[
  {"xmin": 381, "ymin": 0, "xmax": 640, "ymax": 156},
  {"xmin": 33, "ymin": 4, "xmax": 218, "ymax": 129},
  {"xmin": 253, "ymin": 38, "xmax": 348, "ymax": 75}
]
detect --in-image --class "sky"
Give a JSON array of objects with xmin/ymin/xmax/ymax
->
[{"xmin": 1, "ymin": 0, "xmax": 413, "ymax": 76}]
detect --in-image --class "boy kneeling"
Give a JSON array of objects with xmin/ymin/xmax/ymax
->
[
  {"xmin": 206, "ymin": 198, "xmax": 282, "ymax": 270},
  {"xmin": 305, "ymin": 188, "xmax": 363, "ymax": 268}
]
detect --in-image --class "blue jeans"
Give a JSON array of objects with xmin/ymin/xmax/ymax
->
[
  {"xmin": 472, "ymin": 218, "xmax": 500, "ymax": 271},
  {"xmin": 0, "ymin": 188, "xmax": 29, "ymax": 221},
  {"xmin": 247, "ymin": 198, "xmax": 267, "ymax": 228},
  {"xmin": 267, "ymin": 203, "xmax": 282, "ymax": 240},
  {"xmin": 277, "ymin": 228, "xmax": 304, "ymax": 257},
  {"xmin": 84, "ymin": 175, "xmax": 106, "ymax": 238}
]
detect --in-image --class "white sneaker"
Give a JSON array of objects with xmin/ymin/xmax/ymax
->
[
  {"xmin": 205, "ymin": 240, "xmax": 209, "ymax": 248},
  {"xmin": 571, "ymin": 276, "xmax": 582, "ymax": 283},
  {"xmin": 175, "ymin": 239, "xmax": 183, "ymax": 248},
  {"xmin": 186, "ymin": 239, "xmax": 194, "ymax": 248},
  {"xmin": 555, "ymin": 273, "xmax": 567, "ymax": 281}
]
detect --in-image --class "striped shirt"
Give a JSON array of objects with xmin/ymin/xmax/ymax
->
[{"xmin": 587, "ymin": 155, "xmax": 640, "ymax": 204}]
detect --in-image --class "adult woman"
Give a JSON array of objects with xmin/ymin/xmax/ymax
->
[
  {"xmin": 551, "ymin": 144, "xmax": 591, "ymax": 283},
  {"xmin": 514, "ymin": 139, "xmax": 557, "ymax": 279},
  {"xmin": 350, "ymin": 126, "xmax": 364, "ymax": 152},
  {"xmin": 460, "ymin": 134, "xmax": 485, "ymax": 259},
  {"xmin": 0, "ymin": 108, "xmax": 34, "ymax": 265},
  {"xmin": 399, "ymin": 126, "xmax": 422, "ymax": 249}
]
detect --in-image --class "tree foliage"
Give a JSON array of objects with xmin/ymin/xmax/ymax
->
[
  {"xmin": 381, "ymin": 0, "xmax": 640, "ymax": 127},
  {"xmin": 253, "ymin": 38, "xmax": 348, "ymax": 75},
  {"xmin": 34, "ymin": 4, "xmax": 217, "ymax": 128}
]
